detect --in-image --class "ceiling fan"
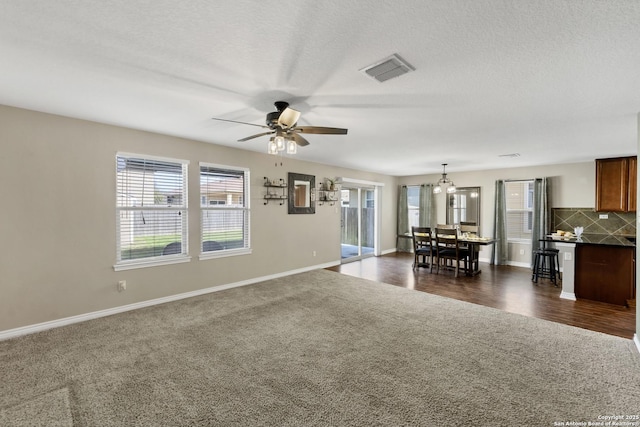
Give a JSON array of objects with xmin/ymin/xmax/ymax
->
[{"xmin": 211, "ymin": 101, "xmax": 348, "ymax": 154}]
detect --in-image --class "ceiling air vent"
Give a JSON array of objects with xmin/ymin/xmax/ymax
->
[{"xmin": 360, "ymin": 54, "xmax": 415, "ymax": 83}]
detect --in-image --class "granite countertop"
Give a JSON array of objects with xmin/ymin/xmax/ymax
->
[{"xmin": 547, "ymin": 234, "xmax": 635, "ymax": 247}]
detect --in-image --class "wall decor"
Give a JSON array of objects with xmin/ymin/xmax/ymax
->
[
  {"xmin": 318, "ymin": 179, "xmax": 340, "ymax": 206},
  {"xmin": 288, "ymin": 172, "xmax": 315, "ymax": 214},
  {"xmin": 263, "ymin": 177, "xmax": 287, "ymax": 205},
  {"xmin": 446, "ymin": 186, "xmax": 481, "ymax": 230}
]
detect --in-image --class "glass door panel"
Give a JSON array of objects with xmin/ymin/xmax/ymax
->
[
  {"xmin": 360, "ymin": 188, "xmax": 375, "ymax": 258},
  {"xmin": 340, "ymin": 185, "xmax": 375, "ymax": 262}
]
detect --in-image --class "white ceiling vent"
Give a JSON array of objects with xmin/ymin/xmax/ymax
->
[{"xmin": 360, "ymin": 54, "xmax": 415, "ymax": 83}]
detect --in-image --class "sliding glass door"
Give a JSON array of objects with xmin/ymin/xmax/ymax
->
[{"xmin": 340, "ymin": 185, "xmax": 376, "ymax": 262}]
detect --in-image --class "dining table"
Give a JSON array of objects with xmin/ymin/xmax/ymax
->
[
  {"xmin": 450, "ymin": 234, "xmax": 497, "ymax": 276},
  {"xmin": 405, "ymin": 232, "xmax": 497, "ymax": 276}
]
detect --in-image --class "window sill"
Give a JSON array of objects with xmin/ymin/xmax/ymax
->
[
  {"xmin": 199, "ymin": 248, "xmax": 252, "ymax": 261},
  {"xmin": 114, "ymin": 255, "xmax": 191, "ymax": 271}
]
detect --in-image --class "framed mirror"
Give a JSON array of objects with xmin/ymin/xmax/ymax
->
[
  {"xmin": 446, "ymin": 187, "xmax": 481, "ymax": 231},
  {"xmin": 288, "ymin": 172, "xmax": 316, "ymax": 214}
]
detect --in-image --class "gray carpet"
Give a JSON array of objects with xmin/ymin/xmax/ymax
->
[{"xmin": 1, "ymin": 269, "xmax": 639, "ymax": 426}]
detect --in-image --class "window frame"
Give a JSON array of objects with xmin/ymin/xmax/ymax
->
[
  {"xmin": 199, "ymin": 162, "xmax": 251, "ymax": 260},
  {"xmin": 114, "ymin": 152, "xmax": 190, "ymax": 271}
]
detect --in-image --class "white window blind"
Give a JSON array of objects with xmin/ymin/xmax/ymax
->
[
  {"xmin": 116, "ymin": 154, "xmax": 188, "ymax": 268},
  {"xmin": 505, "ymin": 180, "xmax": 534, "ymax": 241},
  {"xmin": 200, "ymin": 163, "xmax": 250, "ymax": 257}
]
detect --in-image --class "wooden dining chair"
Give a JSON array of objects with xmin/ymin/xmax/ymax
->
[
  {"xmin": 459, "ymin": 224, "xmax": 479, "ymax": 234},
  {"xmin": 436, "ymin": 223, "xmax": 456, "ymax": 230},
  {"xmin": 459, "ymin": 224, "xmax": 480, "ymax": 271},
  {"xmin": 435, "ymin": 228, "xmax": 469, "ymax": 277},
  {"xmin": 411, "ymin": 226, "xmax": 435, "ymax": 272}
]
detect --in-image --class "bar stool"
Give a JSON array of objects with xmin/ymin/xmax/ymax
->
[{"xmin": 532, "ymin": 248, "xmax": 561, "ymax": 286}]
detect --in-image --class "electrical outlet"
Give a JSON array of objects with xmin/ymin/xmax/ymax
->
[
  {"xmin": 599, "ymin": 214, "xmax": 608, "ymax": 219},
  {"xmin": 118, "ymin": 280, "xmax": 126, "ymax": 292},
  {"xmin": 519, "ymin": 249, "xmax": 525, "ymax": 255},
  {"xmin": 312, "ymin": 251, "xmax": 317, "ymax": 257},
  {"xmin": 564, "ymin": 252, "xmax": 572, "ymax": 261}
]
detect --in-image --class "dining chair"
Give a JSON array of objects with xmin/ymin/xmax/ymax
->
[
  {"xmin": 459, "ymin": 224, "xmax": 479, "ymax": 234},
  {"xmin": 436, "ymin": 223, "xmax": 456, "ymax": 230},
  {"xmin": 411, "ymin": 226, "xmax": 435, "ymax": 272},
  {"xmin": 435, "ymin": 228, "xmax": 469, "ymax": 277},
  {"xmin": 459, "ymin": 224, "xmax": 480, "ymax": 271}
]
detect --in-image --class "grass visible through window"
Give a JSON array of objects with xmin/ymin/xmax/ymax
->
[{"xmin": 121, "ymin": 230, "xmax": 243, "ymax": 260}]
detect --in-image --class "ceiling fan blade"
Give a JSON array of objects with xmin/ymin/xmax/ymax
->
[
  {"xmin": 277, "ymin": 107, "xmax": 301, "ymax": 129},
  {"xmin": 212, "ymin": 117, "xmax": 269, "ymax": 129},
  {"xmin": 290, "ymin": 132, "xmax": 310, "ymax": 146},
  {"xmin": 295, "ymin": 126, "xmax": 348, "ymax": 135},
  {"xmin": 238, "ymin": 131, "xmax": 274, "ymax": 142}
]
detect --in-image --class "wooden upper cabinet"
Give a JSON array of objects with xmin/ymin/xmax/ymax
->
[
  {"xmin": 627, "ymin": 156, "xmax": 637, "ymax": 212},
  {"xmin": 595, "ymin": 156, "xmax": 637, "ymax": 212}
]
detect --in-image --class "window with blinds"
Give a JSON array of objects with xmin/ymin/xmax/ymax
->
[
  {"xmin": 115, "ymin": 154, "xmax": 189, "ymax": 269},
  {"xmin": 406, "ymin": 185, "xmax": 420, "ymax": 228},
  {"xmin": 200, "ymin": 163, "xmax": 250, "ymax": 258},
  {"xmin": 505, "ymin": 180, "xmax": 534, "ymax": 241}
]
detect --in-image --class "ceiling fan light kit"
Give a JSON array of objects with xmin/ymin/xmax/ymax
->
[{"xmin": 211, "ymin": 101, "xmax": 348, "ymax": 156}]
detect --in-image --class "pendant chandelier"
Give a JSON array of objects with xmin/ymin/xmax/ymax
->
[{"xmin": 433, "ymin": 163, "xmax": 456, "ymax": 194}]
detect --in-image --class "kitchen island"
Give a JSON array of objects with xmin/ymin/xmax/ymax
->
[{"xmin": 545, "ymin": 234, "xmax": 635, "ymax": 306}]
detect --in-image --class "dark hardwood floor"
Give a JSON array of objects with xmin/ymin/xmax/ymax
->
[{"xmin": 327, "ymin": 252, "xmax": 636, "ymax": 339}]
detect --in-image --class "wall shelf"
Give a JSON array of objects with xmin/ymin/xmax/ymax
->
[
  {"xmin": 264, "ymin": 177, "xmax": 287, "ymax": 205},
  {"xmin": 318, "ymin": 182, "xmax": 339, "ymax": 206}
]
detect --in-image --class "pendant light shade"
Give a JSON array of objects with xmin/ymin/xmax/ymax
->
[
  {"xmin": 267, "ymin": 140, "xmax": 278, "ymax": 155},
  {"xmin": 274, "ymin": 135, "xmax": 285, "ymax": 151},
  {"xmin": 286, "ymin": 139, "xmax": 297, "ymax": 154}
]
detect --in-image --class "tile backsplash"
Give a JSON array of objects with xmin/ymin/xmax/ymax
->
[{"xmin": 553, "ymin": 208, "xmax": 636, "ymax": 236}]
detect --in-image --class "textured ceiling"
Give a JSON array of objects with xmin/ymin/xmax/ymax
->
[{"xmin": 1, "ymin": 0, "xmax": 639, "ymax": 176}]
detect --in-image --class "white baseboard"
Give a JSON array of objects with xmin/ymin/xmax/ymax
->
[
  {"xmin": 506, "ymin": 260, "xmax": 531, "ymax": 268},
  {"xmin": 0, "ymin": 261, "xmax": 340, "ymax": 342},
  {"xmin": 635, "ymin": 334, "xmax": 640, "ymax": 354},
  {"xmin": 560, "ymin": 291, "xmax": 576, "ymax": 301}
]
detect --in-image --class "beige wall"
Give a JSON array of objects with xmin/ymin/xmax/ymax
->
[
  {"xmin": 398, "ymin": 162, "xmax": 597, "ymax": 265},
  {"xmin": 0, "ymin": 105, "xmax": 397, "ymax": 332}
]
